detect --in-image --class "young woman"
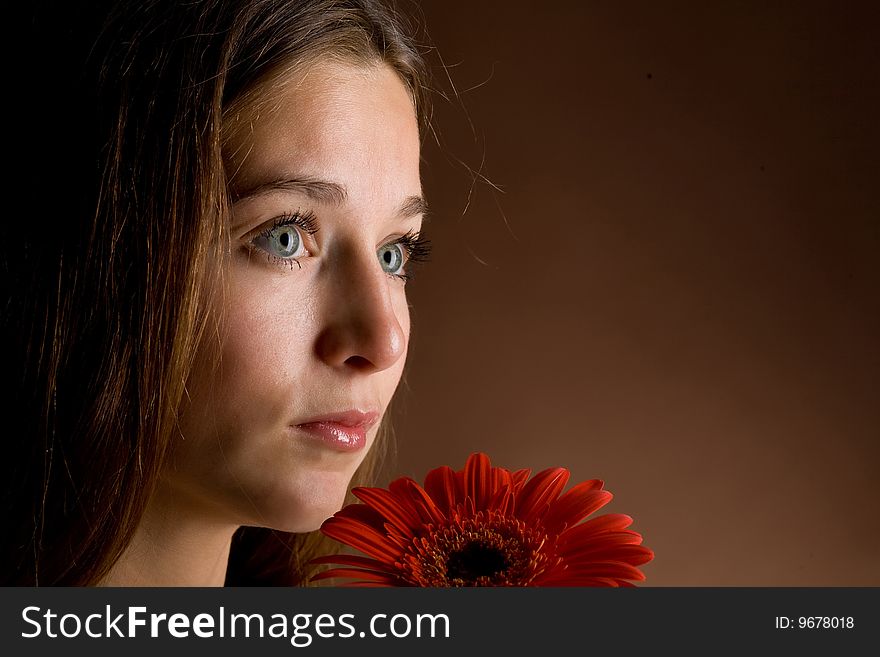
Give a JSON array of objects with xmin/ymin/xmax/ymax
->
[{"xmin": 2, "ymin": 0, "xmax": 431, "ymax": 586}]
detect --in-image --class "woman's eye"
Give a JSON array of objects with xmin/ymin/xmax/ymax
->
[
  {"xmin": 253, "ymin": 224, "xmax": 305, "ymax": 260},
  {"xmin": 377, "ymin": 242, "xmax": 405, "ymax": 275}
]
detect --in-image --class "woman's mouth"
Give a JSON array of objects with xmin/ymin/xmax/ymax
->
[{"xmin": 293, "ymin": 409, "xmax": 379, "ymax": 452}]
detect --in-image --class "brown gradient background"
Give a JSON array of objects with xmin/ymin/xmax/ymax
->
[{"xmin": 389, "ymin": 1, "xmax": 880, "ymax": 585}]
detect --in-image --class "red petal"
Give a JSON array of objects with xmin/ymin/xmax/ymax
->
[
  {"xmin": 423, "ymin": 465, "xmax": 458, "ymax": 515},
  {"xmin": 542, "ymin": 482, "xmax": 608, "ymax": 534},
  {"xmin": 353, "ymin": 486, "xmax": 421, "ymax": 536},
  {"xmin": 491, "ymin": 465, "xmax": 512, "ymax": 493},
  {"xmin": 332, "ymin": 502, "xmax": 388, "ymax": 531},
  {"xmin": 392, "ymin": 478, "xmax": 447, "ymax": 526},
  {"xmin": 511, "ymin": 469, "xmax": 531, "ymax": 494},
  {"xmin": 385, "ymin": 522, "xmax": 418, "ymax": 549},
  {"xmin": 533, "ymin": 574, "xmax": 620, "ymax": 587},
  {"xmin": 563, "ymin": 544, "xmax": 654, "ymax": 566},
  {"xmin": 558, "ymin": 529, "xmax": 644, "ymax": 555},
  {"xmin": 514, "ymin": 467, "xmax": 570, "ymax": 524},
  {"xmin": 556, "ymin": 562, "xmax": 647, "ymax": 581},
  {"xmin": 310, "ymin": 568, "xmax": 401, "ymax": 584},
  {"xmin": 387, "ymin": 477, "xmax": 433, "ymax": 520},
  {"xmin": 557, "ymin": 514, "xmax": 634, "ymax": 546},
  {"xmin": 342, "ymin": 581, "xmax": 399, "ymax": 588},
  {"xmin": 308, "ymin": 554, "xmax": 399, "ymax": 573},
  {"xmin": 464, "ymin": 452, "xmax": 492, "ymax": 510},
  {"xmin": 487, "ymin": 484, "xmax": 514, "ymax": 516},
  {"xmin": 320, "ymin": 518, "xmax": 401, "ymax": 562}
]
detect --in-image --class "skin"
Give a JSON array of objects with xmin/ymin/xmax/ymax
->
[{"xmin": 102, "ymin": 61, "xmax": 423, "ymax": 585}]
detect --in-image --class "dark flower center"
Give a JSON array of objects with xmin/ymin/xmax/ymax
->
[
  {"xmin": 400, "ymin": 510, "xmax": 559, "ymax": 586},
  {"xmin": 446, "ymin": 541, "xmax": 509, "ymax": 580}
]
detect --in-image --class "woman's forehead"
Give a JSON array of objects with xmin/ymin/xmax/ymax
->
[
  {"xmin": 223, "ymin": 62, "xmax": 415, "ymax": 152},
  {"xmin": 224, "ymin": 60, "xmax": 421, "ymax": 204}
]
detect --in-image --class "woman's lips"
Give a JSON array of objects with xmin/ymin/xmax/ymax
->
[{"xmin": 293, "ymin": 410, "xmax": 379, "ymax": 452}]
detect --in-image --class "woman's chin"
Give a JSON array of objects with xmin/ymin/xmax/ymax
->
[{"xmin": 252, "ymin": 473, "xmax": 353, "ymax": 533}]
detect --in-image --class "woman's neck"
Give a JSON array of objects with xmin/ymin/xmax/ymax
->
[{"xmin": 99, "ymin": 485, "xmax": 239, "ymax": 587}]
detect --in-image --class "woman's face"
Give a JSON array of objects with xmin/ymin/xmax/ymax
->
[{"xmin": 170, "ymin": 61, "xmax": 424, "ymax": 532}]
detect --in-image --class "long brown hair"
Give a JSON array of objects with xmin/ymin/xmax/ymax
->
[{"xmin": 2, "ymin": 0, "xmax": 428, "ymax": 586}]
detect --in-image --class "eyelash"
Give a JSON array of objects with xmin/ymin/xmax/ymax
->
[
  {"xmin": 391, "ymin": 229, "xmax": 432, "ymax": 282},
  {"xmin": 249, "ymin": 212, "xmax": 432, "ymax": 281},
  {"xmin": 252, "ymin": 211, "xmax": 318, "ymax": 270}
]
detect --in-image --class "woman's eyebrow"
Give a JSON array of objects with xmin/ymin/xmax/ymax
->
[
  {"xmin": 233, "ymin": 176, "xmax": 347, "ymax": 205},
  {"xmin": 233, "ymin": 175, "xmax": 428, "ymax": 219},
  {"xmin": 398, "ymin": 195, "xmax": 429, "ymax": 220}
]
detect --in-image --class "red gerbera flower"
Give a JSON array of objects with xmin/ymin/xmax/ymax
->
[{"xmin": 310, "ymin": 452, "xmax": 653, "ymax": 586}]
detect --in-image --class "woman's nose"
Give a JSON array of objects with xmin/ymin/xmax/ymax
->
[{"xmin": 314, "ymin": 250, "xmax": 407, "ymax": 373}]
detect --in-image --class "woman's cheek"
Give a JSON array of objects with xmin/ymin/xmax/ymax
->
[
  {"xmin": 219, "ymin": 276, "xmax": 315, "ymax": 414},
  {"xmin": 395, "ymin": 288, "xmax": 412, "ymax": 350}
]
